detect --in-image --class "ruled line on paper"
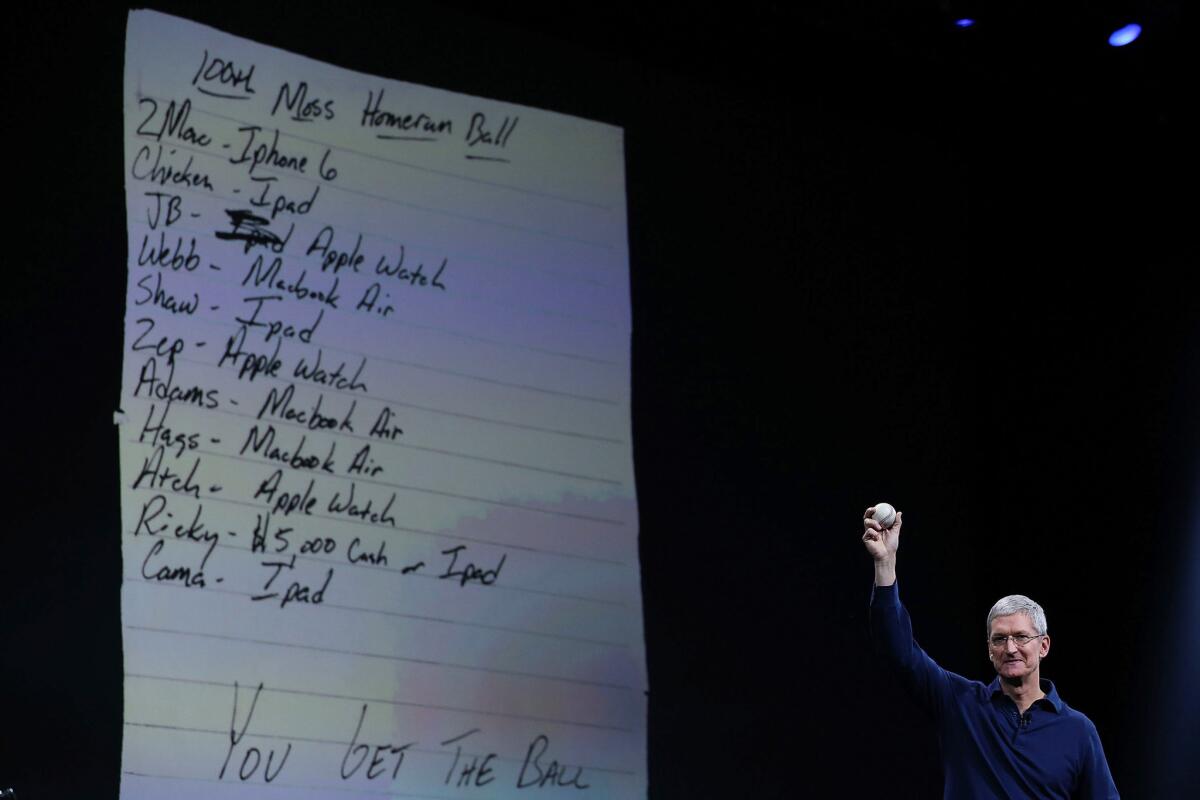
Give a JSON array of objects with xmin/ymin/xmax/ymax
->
[
  {"xmin": 123, "ymin": 769, "xmax": 632, "ymax": 797},
  {"xmin": 123, "ymin": 574, "xmax": 632, "ymax": 645},
  {"xmin": 125, "ymin": 270, "xmax": 625, "ymax": 387},
  {"xmin": 119, "ymin": 295, "xmax": 625, "ymax": 429},
  {"xmin": 120, "ymin": 268, "xmax": 624, "ymax": 407},
  {"xmin": 174, "ymin": 399, "xmax": 624, "ymax": 485},
  {"xmin": 127, "ymin": 210, "xmax": 627, "ymax": 337},
  {"xmin": 124, "ymin": 722, "xmax": 637, "ymax": 776},
  {"xmin": 130, "ymin": 128, "xmax": 617, "ymax": 251},
  {"xmin": 358, "ymin": 313, "xmax": 622, "ymax": 367},
  {"xmin": 124, "ymin": 540, "xmax": 631, "ymax": 612},
  {"xmin": 124, "ymin": 672, "xmax": 636, "ymax": 732},
  {"xmin": 126, "ymin": 197, "xmax": 625, "ymax": 298},
  {"xmin": 123, "ymin": 529, "xmax": 634, "ymax": 605},
  {"xmin": 182, "ymin": 96, "xmax": 615, "ymax": 211},
  {"xmin": 125, "ymin": 392, "xmax": 624, "ymax": 484},
  {"xmin": 297, "ymin": 431, "xmax": 620, "ymax": 485},
  {"xmin": 125, "ymin": 486, "xmax": 631, "ymax": 567},
  {"xmin": 124, "ymin": 625, "xmax": 640, "ymax": 691},
  {"xmin": 331, "ymin": 351, "xmax": 620, "ymax": 406},
  {"xmin": 125, "ymin": 437, "xmax": 627, "ymax": 526},
  {"xmin": 125, "ymin": 356, "xmax": 625, "ymax": 443},
  {"xmin": 128, "ymin": 217, "xmax": 626, "ymax": 367},
  {"xmin": 123, "ymin": 770, "xmax": 482, "ymax": 798},
  {"xmin": 129, "ymin": 720, "xmax": 367, "ymax": 748}
]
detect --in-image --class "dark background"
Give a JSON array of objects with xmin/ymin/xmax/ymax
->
[{"xmin": 5, "ymin": 2, "xmax": 1194, "ymax": 797}]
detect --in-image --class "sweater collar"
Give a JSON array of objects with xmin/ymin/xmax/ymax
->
[{"xmin": 988, "ymin": 677, "xmax": 1065, "ymax": 713}]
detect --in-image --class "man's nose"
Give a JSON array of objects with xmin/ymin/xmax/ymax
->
[{"xmin": 1004, "ymin": 638, "xmax": 1020, "ymax": 653}]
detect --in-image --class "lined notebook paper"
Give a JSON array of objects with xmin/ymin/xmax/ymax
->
[{"xmin": 119, "ymin": 10, "xmax": 643, "ymax": 797}]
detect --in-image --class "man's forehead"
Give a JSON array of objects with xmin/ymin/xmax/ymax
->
[{"xmin": 990, "ymin": 613, "xmax": 1036, "ymax": 633}]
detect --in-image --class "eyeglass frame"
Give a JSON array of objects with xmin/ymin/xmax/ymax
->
[{"xmin": 988, "ymin": 633, "xmax": 1045, "ymax": 649}]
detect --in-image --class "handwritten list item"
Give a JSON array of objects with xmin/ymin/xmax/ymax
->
[{"xmin": 118, "ymin": 10, "xmax": 643, "ymax": 797}]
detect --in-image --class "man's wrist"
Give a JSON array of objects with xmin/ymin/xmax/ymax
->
[{"xmin": 874, "ymin": 557, "xmax": 897, "ymax": 586}]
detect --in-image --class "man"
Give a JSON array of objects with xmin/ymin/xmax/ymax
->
[{"xmin": 862, "ymin": 505, "xmax": 1119, "ymax": 799}]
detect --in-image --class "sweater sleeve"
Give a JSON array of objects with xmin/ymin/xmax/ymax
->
[
  {"xmin": 1075, "ymin": 718, "xmax": 1120, "ymax": 799},
  {"xmin": 869, "ymin": 581, "xmax": 952, "ymax": 718}
]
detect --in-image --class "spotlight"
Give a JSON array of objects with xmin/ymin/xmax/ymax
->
[
  {"xmin": 1108, "ymin": 23, "xmax": 1142, "ymax": 47},
  {"xmin": 954, "ymin": 19, "xmax": 976, "ymax": 28}
]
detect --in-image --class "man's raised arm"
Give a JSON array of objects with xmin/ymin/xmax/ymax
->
[{"xmin": 864, "ymin": 505, "xmax": 951, "ymax": 715}]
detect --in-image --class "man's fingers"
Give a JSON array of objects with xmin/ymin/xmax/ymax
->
[
  {"xmin": 863, "ymin": 517, "xmax": 883, "ymax": 532},
  {"xmin": 892, "ymin": 511, "xmax": 903, "ymax": 532}
]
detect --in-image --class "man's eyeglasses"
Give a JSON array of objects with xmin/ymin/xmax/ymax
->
[{"xmin": 989, "ymin": 634, "xmax": 1043, "ymax": 648}]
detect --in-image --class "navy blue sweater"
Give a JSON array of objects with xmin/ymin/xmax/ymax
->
[{"xmin": 870, "ymin": 582, "xmax": 1119, "ymax": 799}]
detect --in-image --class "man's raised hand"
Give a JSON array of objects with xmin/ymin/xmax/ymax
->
[{"xmin": 862, "ymin": 505, "xmax": 902, "ymax": 563}]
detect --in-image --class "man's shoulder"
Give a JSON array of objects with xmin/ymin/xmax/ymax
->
[
  {"xmin": 945, "ymin": 670, "xmax": 992, "ymax": 698},
  {"xmin": 1057, "ymin": 700, "xmax": 1099, "ymax": 727},
  {"xmin": 1044, "ymin": 682, "xmax": 1093, "ymax": 721},
  {"xmin": 1048, "ymin": 693, "xmax": 1104, "ymax": 742}
]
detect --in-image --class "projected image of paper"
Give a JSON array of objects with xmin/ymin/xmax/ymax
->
[{"xmin": 118, "ymin": 10, "xmax": 643, "ymax": 797}]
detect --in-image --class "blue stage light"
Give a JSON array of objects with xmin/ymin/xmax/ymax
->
[
  {"xmin": 1108, "ymin": 23, "xmax": 1142, "ymax": 46},
  {"xmin": 955, "ymin": 19, "xmax": 976, "ymax": 28}
]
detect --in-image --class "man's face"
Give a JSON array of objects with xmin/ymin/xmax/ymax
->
[{"xmin": 988, "ymin": 613, "xmax": 1051, "ymax": 682}]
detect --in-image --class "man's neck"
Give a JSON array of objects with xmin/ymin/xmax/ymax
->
[{"xmin": 1000, "ymin": 673, "xmax": 1045, "ymax": 714}]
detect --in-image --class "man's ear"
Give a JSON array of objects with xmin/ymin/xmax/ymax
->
[{"xmin": 1040, "ymin": 633, "xmax": 1051, "ymax": 658}]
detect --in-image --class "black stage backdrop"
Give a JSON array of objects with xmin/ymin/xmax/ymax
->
[{"xmin": 5, "ymin": 3, "xmax": 1194, "ymax": 797}]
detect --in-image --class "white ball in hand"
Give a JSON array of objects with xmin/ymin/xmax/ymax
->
[{"xmin": 871, "ymin": 502, "xmax": 897, "ymax": 529}]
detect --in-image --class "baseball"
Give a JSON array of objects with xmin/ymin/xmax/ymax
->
[{"xmin": 871, "ymin": 502, "xmax": 897, "ymax": 529}]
